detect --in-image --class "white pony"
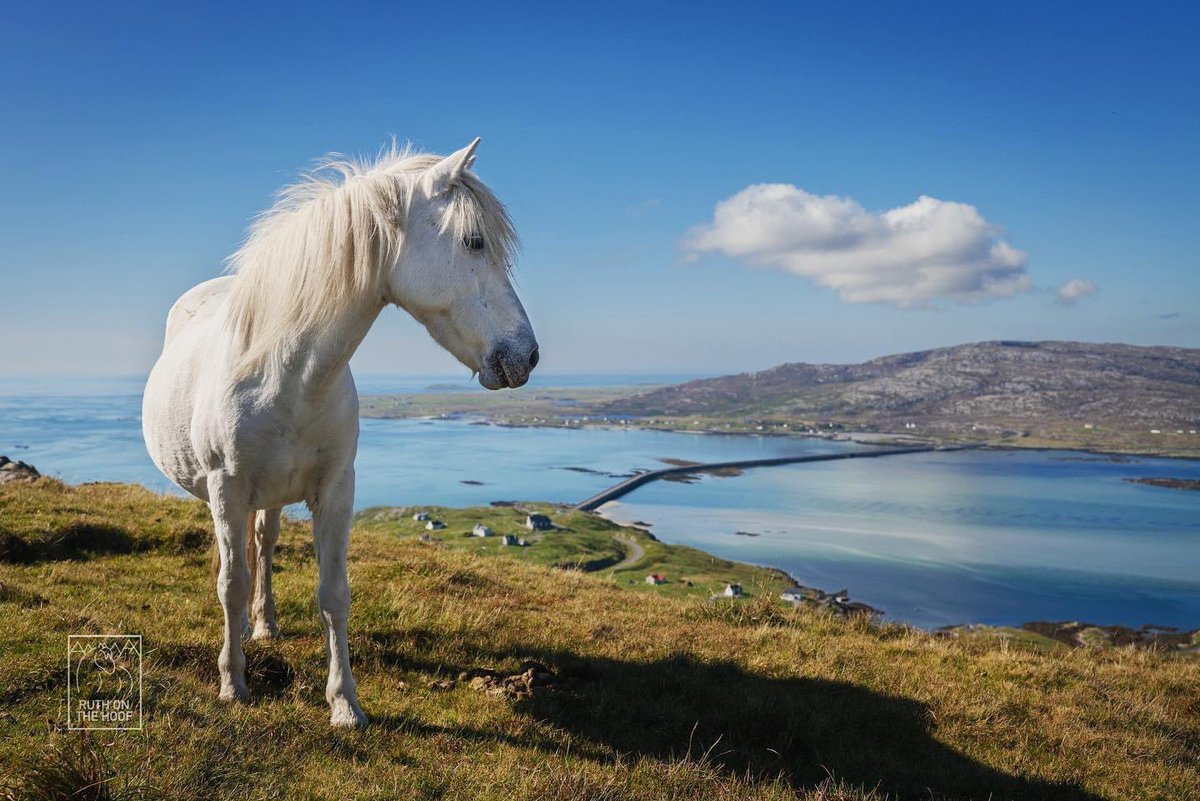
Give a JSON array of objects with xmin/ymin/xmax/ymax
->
[{"xmin": 142, "ymin": 139, "xmax": 538, "ymax": 726}]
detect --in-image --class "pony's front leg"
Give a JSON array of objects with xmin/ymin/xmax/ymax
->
[
  {"xmin": 312, "ymin": 468, "xmax": 367, "ymax": 727},
  {"xmin": 209, "ymin": 476, "xmax": 251, "ymax": 702},
  {"xmin": 250, "ymin": 507, "xmax": 282, "ymax": 639}
]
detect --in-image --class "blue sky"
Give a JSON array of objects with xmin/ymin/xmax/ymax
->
[{"xmin": 2, "ymin": 1, "xmax": 1197, "ymax": 378}]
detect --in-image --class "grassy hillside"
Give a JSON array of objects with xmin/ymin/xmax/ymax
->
[{"xmin": 2, "ymin": 479, "xmax": 1199, "ymax": 800}]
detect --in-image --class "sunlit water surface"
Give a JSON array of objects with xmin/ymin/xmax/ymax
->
[{"xmin": 3, "ymin": 377, "xmax": 1197, "ymax": 629}]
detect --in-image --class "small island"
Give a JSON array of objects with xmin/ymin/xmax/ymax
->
[{"xmin": 1124, "ymin": 477, "xmax": 1200, "ymax": 491}]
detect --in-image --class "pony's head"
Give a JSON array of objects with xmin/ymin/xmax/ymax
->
[
  {"xmin": 226, "ymin": 138, "xmax": 538, "ymax": 389},
  {"xmin": 389, "ymin": 139, "xmax": 538, "ymax": 389}
]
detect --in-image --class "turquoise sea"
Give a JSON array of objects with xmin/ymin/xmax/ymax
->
[{"xmin": 2, "ymin": 376, "xmax": 1198, "ymax": 630}]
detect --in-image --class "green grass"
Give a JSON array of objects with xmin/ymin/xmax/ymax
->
[
  {"xmin": 354, "ymin": 504, "xmax": 792, "ymax": 599},
  {"xmin": 2, "ymin": 479, "xmax": 1199, "ymax": 800}
]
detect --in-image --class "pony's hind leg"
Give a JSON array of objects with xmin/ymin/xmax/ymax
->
[
  {"xmin": 250, "ymin": 507, "xmax": 282, "ymax": 640},
  {"xmin": 312, "ymin": 467, "xmax": 367, "ymax": 727},
  {"xmin": 209, "ymin": 474, "xmax": 251, "ymax": 702}
]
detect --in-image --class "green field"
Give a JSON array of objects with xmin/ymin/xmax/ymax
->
[
  {"xmin": 354, "ymin": 503, "xmax": 793, "ymax": 600},
  {"xmin": 2, "ymin": 478, "xmax": 1199, "ymax": 800}
]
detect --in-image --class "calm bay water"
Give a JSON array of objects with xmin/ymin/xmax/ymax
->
[
  {"xmin": 2, "ymin": 376, "xmax": 1198, "ymax": 629},
  {"xmin": 601, "ymin": 451, "xmax": 1200, "ymax": 629}
]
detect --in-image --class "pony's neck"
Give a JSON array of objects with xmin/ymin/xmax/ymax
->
[{"xmin": 274, "ymin": 292, "xmax": 386, "ymax": 398}]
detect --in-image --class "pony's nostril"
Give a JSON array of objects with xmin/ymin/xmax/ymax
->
[{"xmin": 528, "ymin": 348, "xmax": 540, "ymax": 370}]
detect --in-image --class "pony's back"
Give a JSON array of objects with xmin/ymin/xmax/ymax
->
[{"xmin": 163, "ymin": 276, "xmax": 234, "ymax": 345}]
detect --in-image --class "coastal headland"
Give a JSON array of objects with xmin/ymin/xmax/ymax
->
[{"xmin": 360, "ymin": 340, "xmax": 1200, "ymax": 459}]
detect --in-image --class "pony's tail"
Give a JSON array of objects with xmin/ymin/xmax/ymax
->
[
  {"xmin": 210, "ymin": 537, "xmax": 219, "ymax": 584},
  {"xmin": 208, "ymin": 511, "xmax": 262, "ymax": 595},
  {"xmin": 247, "ymin": 510, "xmax": 260, "ymax": 602}
]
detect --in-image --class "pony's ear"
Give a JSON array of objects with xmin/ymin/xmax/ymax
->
[{"xmin": 423, "ymin": 137, "xmax": 481, "ymax": 196}]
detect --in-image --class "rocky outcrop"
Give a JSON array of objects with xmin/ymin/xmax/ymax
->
[{"xmin": 0, "ymin": 456, "xmax": 40, "ymax": 485}]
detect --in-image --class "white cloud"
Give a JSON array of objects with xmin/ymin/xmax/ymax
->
[
  {"xmin": 683, "ymin": 184, "xmax": 1032, "ymax": 307},
  {"xmin": 1055, "ymin": 278, "xmax": 1099, "ymax": 306}
]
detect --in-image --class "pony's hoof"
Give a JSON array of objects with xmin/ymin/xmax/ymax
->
[
  {"xmin": 251, "ymin": 623, "xmax": 280, "ymax": 640},
  {"xmin": 219, "ymin": 683, "xmax": 250, "ymax": 703},
  {"xmin": 329, "ymin": 699, "xmax": 368, "ymax": 728}
]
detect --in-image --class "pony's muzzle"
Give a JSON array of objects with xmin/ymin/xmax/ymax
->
[{"xmin": 481, "ymin": 339, "xmax": 539, "ymax": 389}]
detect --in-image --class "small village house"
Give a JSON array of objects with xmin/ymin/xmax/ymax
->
[
  {"xmin": 646, "ymin": 573, "xmax": 667, "ymax": 585},
  {"xmin": 780, "ymin": 587, "xmax": 805, "ymax": 603},
  {"xmin": 501, "ymin": 534, "xmax": 521, "ymax": 547},
  {"xmin": 526, "ymin": 514, "xmax": 553, "ymax": 531},
  {"xmin": 412, "ymin": 511, "xmax": 430, "ymax": 522},
  {"xmin": 723, "ymin": 583, "xmax": 743, "ymax": 598},
  {"xmin": 425, "ymin": 520, "xmax": 445, "ymax": 531},
  {"xmin": 473, "ymin": 524, "xmax": 493, "ymax": 538}
]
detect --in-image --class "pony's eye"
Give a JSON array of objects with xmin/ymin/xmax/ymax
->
[{"xmin": 463, "ymin": 234, "xmax": 485, "ymax": 252}]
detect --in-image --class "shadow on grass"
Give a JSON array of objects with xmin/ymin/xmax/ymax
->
[
  {"xmin": 0, "ymin": 522, "xmax": 212, "ymax": 564},
  {"xmin": 0, "ymin": 523, "xmax": 135, "ymax": 563},
  {"xmin": 480, "ymin": 647, "xmax": 1101, "ymax": 801},
  {"xmin": 0, "ymin": 520, "xmax": 210, "ymax": 564},
  {"xmin": 154, "ymin": 642, "xmax": 297, "ymax": 700}
]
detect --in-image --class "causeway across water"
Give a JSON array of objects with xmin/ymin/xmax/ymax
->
[{"xmin": 573, "ymin": 444, "xmax": 981, "ymax": 512}]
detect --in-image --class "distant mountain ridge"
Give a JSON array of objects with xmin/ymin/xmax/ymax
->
[{"xmin": 600, "ymin": 341, "xmax": 1200, "ymax": 453}]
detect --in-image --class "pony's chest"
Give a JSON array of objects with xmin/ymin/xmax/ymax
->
[
  {"xmin": 244, "ymin": 408, "xmax": 352, "ymax": 465},
  {"xmin": 197, "ymin": 394, "xmax": 357, "ymax": 506}
]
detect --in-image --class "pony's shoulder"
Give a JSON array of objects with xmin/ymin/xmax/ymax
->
[{"xmin": 164, "ymin": 276, "xmax": 234, "ymax": 343}]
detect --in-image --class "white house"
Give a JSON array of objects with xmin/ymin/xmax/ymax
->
[
  {"xmin": 501, "ymin": 534, "xmax": 521, "ymax": 547},
  {"xmin": 780, "ymin": 588, "xmax": 805, "ymax": 603},
  {"xmin": 646, "ymin": 573, "xmax": 667, "ymax": 585},
  {"xmin": 412, "ymin": 512, "xmax": 430, "ymax": 522},
  {"xmin": 425, "ymin": 520, "xmax": 445, "ymax": 531},
  {"xmin": 526, "ymin": 514, "xmax": 553, "ymax": 531},
  {"xmin": 473, "ymin": 524, "xmax": 493, "ymax": 538},
  {"xmin": 723, "ymin": 583, "xmax": 743, "ymax": 598}
]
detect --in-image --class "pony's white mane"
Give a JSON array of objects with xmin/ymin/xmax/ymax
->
[{"xmin": 224, "ymin": 143, "xmax": 518, "ymax": 379}]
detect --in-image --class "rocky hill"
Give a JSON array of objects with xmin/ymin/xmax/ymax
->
[{"xmin": 600, "ymin": 341, "xmax": 1200, "ymax": 454}]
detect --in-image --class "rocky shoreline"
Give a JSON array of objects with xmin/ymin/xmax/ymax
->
[
  {"xmin": 1020, "ymin": 620, "xmax": 1198, "ymax": 650},
  {"xmin": 775, "ymin": 562, "xmax": 1197, "ymax": 651},
  {"xmin": 391, "ymin": 406, "xmax": 1200, "ymax": 461}
]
